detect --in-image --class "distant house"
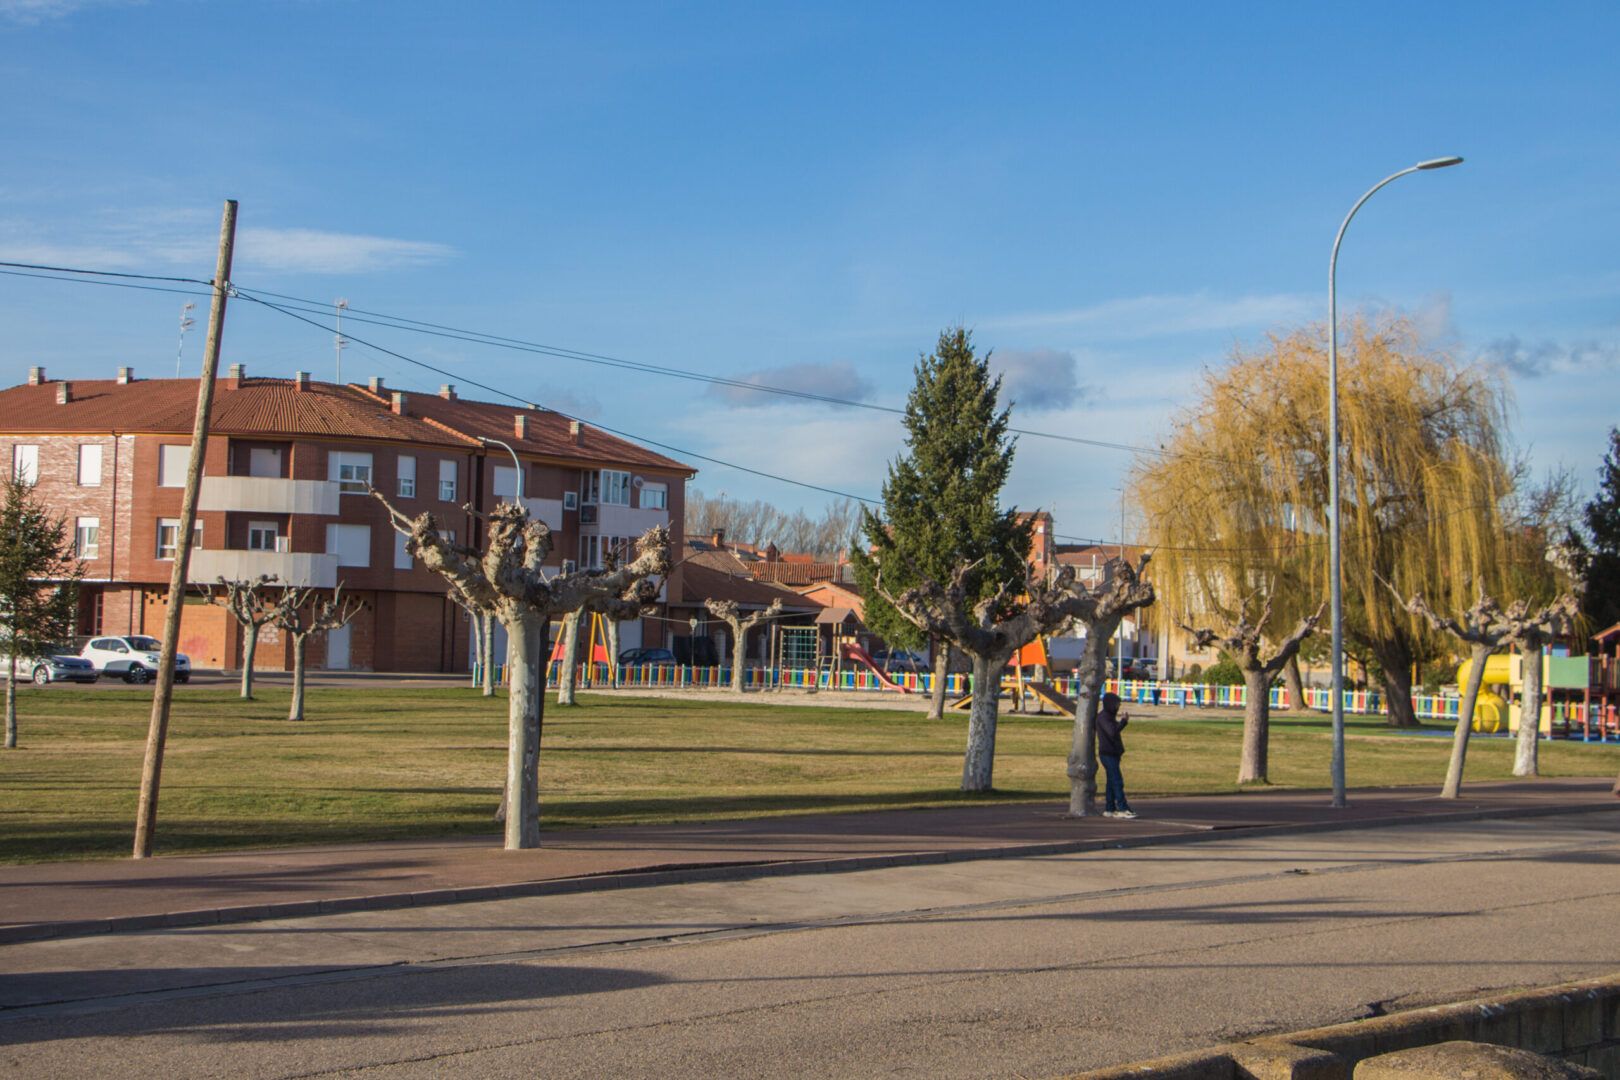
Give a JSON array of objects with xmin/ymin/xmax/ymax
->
[{"xmin": 671, "ymin": 537, "xmax": 818, "ymax": 665}]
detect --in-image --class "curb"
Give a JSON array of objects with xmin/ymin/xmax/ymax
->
[{"xmin": 2, "ymin": 800, "xmax": 1613, "ymax": 947}]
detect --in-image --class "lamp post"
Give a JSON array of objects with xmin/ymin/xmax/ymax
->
[
  {"xmin": 477, "ymin": 436, "xmax": 524, "ymax": 503},
  {"xmin": 1327, "ymin": 155, "xmax": 1462, "ymax": 809}
]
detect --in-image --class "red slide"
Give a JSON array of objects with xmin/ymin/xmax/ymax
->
[{"xmin": 840, "ymin": 643, "xmax": 912, "ymax": 694}]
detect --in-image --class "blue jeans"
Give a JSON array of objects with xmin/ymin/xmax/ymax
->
[{"xmin": 1100, "ymin": 754, "xmax": 1129, "ymax": 812}]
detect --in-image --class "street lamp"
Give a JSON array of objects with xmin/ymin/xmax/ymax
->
[
  {"xmin": 1327, "ymin": 155, "xmax": 1462, "ymax": 809},
  {"xmin": 477, "ymin": 436, "xmax": 524, "ymax": 503}
]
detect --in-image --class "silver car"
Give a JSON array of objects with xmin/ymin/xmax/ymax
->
[{"xmin": 15, "ymin": 648, "xmax": 99, "ymax": 685}]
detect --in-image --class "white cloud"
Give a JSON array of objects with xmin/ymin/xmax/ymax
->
[
  {"xmin": 706, "ymin": 360, "xmax": 874, "ymax": 409},
  {"xmin": 991, "ymin": 347, "xmax": 1092, "ymax": 412},
  {"xmin": 0, "ymin": 214, "xmax": 456, "ymax": 276},
  {"xmin": 0, "ymin": 0, "xmax": 120, "ymax": 25},
  {"xmin": 1481, "ymin": 336, "xmax": 1620, "ymax": 380},
  {"xmin": 980, "ymin": 290, "xmax": 1315, "ymax": 340}
]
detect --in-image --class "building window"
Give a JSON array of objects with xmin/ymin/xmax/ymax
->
[
  {"xmin": 397, "ymin": 455, "xmax": 416, "ymax": 498},
  {"xmin": 493, "ymin": 465, "xmax": 521, "ymax": 501},
  {"xmin": 325, "ymin": 523, "xmax": 371, "ymax": 568},
  {"xmin": 603, "ymin": 470, "xmax": 630, "ymax": 506},
  {"xmin": 580, "ymin": 470, "xmax": 599, "ymax": 505},
  {"xmin": 438, "ymin": 459, "xmax": 457, "ymax": 502},
  {"xmin": 248, "ymin": 446, "xmax": 283, "ymax": 478},
  {"xmin": 248, "ymin": 521, "xmax": 279, "ymax": 552},
  {"xmin": 12, "ymin": 444, "xmax": 38, "ymax": 484},
  {"xmin": 393, "ymin": 530, "xmax": 412, "ymax": 571},
  {"xmin": 580, "ymin": 534, "xmax": 599, "ymax": 569},
  {"xmin": 640, "ymin": 482, "xmax": 667, "ymax": 511},
  {"xmin": 78, "ymin": 444, "xmax": 102, "ymax": 487},
  {"xmin": 157, "ymin": 518, "xmax": 180, "ymax": 560},
  {"xmin": 563, "ymin": 490, "xmax": 578, "ymax": 511},
  {"xmin": 158, "ymin": 444, "xmax": 189, "ymax": 487},
  {"xmin": 328, "ymin": 450, "xmax": 374, "ymax": 495},
  {"xmin": 75, "ymin": 517, "xmax": 100, "ymax": 559}
]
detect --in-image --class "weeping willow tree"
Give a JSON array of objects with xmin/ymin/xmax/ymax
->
[{"xmin": 1134, "ymin": 315, "xmax": 1517, "ymax": 733}]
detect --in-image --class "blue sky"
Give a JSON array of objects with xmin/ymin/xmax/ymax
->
[{"xmin": 2, "ymin": 2, "xmax": 1616, "ymax": 544}]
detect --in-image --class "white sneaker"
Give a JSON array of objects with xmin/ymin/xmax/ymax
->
[
  {"xmin": 1115, "ymin": 809, "xmax": 1138, "ymax": 819},
  {"xmin": 1101, "ymin": 810, "xmax": 1118, "ymax": 818}
]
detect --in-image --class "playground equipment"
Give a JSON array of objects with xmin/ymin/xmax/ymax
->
[
  {"xmin": 839, "ymin": 642, "xmax": 911, "ymax": 694},
  {"xmin": 1457, "ymin": 654, "xmax": 1511, "ymax": 733},
  {"xmin": 548, "ymin": 612, "xmax": 615, "ymax": 686}
]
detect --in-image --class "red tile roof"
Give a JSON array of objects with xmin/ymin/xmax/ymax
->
[
  {"xmin": 0, "ymin": 376, "xmax": 694, "ymax": 472},
  {"xmin": 360, "ymin": 387, "xmax": 691, "ymax": 473},
  {"xmin": 748, "ymin": 561, "xmax": 843, "ymax": 586},
  {"xmin": 677, "ymin": 544, "xmax": 815, "ymax": 609}
]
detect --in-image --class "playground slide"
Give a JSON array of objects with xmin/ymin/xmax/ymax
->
[
  {"xmin": 840, "ymin": 643, "xmax": 912, "ymax": 694},
  {"xmin": 1026, "ymin": 681, "xmax": 1077, "ymax": 718}
]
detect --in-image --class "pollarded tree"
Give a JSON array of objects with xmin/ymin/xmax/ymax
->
[
  {"xmin": 1179, "ymin": 597, "xmax": 1326, "ymax": 785},
  {"xmin": 206, "ymin": 575, "xmax": 280, "ymax": 700},
  {"xmin": 704, "ymin": 597, "xmax": 783, "ymax": 692},
  {"xmin": 374, "ymin": 493, "xmax": 669, "ymax": 849},
  {"xmin": 272, "ymin": 583, "xmax": 366, "ymax": 722},
  {"xmin": 556, "ymin": 589, "xmax": 651, "ymax": 706},
  {"xmin": 0, "ymin": 479, "xmax": 82, "ymax": 749},
  {"xmin": 873, "ymin": 556, "xmax": 1148, "ymax": 797},
  {"xmin": 852, "ymin": 327, "xmax": 1033, "ymax": 723}
]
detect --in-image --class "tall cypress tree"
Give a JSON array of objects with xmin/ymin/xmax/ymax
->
[
  {"xmin": 1582, "ymin": 428, "xmax": 1620, "ymax": 637},
  {"xmin": 852, "ymin": 328, "xmax": 1032, "ymax": 721}
]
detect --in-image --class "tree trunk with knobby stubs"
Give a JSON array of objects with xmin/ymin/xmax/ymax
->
[
  {"xmin": 556, "ymin": 610, "xmax": 583, "ymax": 706},
  {"xmin": 373, "ymin": 492, "xmax": 669, "ymax": 849},
  {"xmin": 927, "ymin": 642, "xmax": 950, "ymax": 720},
  {"xmin": 704, "ymin": 598, "xmax": 783, "ymax": 692},
  {"xmin": 273, "ymin": 583, "xmax": 366, "ymax": 724}
]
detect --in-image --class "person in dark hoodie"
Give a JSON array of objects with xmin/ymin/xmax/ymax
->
[{"xmin": 1096, "ymin": 692, "xmax": 1134, "ymax": 818}]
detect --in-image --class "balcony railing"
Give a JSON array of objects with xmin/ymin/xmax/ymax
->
[
  {"xmin": 198, "ymin": 477, "xmax": 340, "ymax": 516},
  {"xmin": 188, "ymin": 549, "xmax": 338, "ymax": 589}
]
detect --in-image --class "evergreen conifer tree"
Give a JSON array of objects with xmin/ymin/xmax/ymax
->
[
  {"xmin": 852, "ymin": 328, "xmax": 1031, "ymax": 740},
  {"xmin": 1582, "ymin": 428, "xmax": 1620, "ymax": 637}
]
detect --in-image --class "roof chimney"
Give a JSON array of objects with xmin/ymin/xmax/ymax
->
[
  {"xmin": 225, "ymin": 362, "xmax": 245, "ymax": 390},
  {"xmin": 293, "ymin": 371, "xmax": 310, "ymax": 392},
  {"xmin": 711, "ymin": 528, "xmax": 726, "ymax": 549},
  {"xmin": 26, "ymin": 366, "xmax": 44, "ymax": 386},
  {"xmin": 368, "ymin": 375, "xmax": 386, "ymax": 393},
  {"xmin": 514, "ymin": 414, "xmax": 529, "ymax": 440},
  {"xmin": 390, "ymin": 391, "xmax": 407, "ymax": 415},
  {"xmin": 569, "ymin": 419, "xmax": 583, "ymax": 445},
  {"xmin": 439, "ymin": 384, "xmax": 456, "ymax": 400},
  {"xmin": 55, "ymin": 382, "xmax": 72, "ymax": 405},
  {"xmin": 116, "ymin": 366, "xmax": 134, "ymax": 385}
]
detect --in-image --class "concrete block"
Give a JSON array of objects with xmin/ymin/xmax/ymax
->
[
  {"xmin": 1062, "ymin": 1045, "xmax": 1236, "ymax": 1079},
  {"xmin": 1473, "ymin": 1004, "xmax": 1521, "ymax": 1049},
  {"xmin": 1561, "ymin": 991, "xmax": 1603, "ymax": 1051},
  {"xmin": 1231, "ymin": 1039, "xmax": 1347, "ymax": 1079},
  {"xmin": 1352, "ymin": 1041, "xmax": 1599, "ymax": 1079},
  {"xmin": 1581, "ymin": 1042, "xmax": 1620, "ymax": 1076}
]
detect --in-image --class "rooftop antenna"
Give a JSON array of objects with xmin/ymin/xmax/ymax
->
[
  {"xmin": 334, "ymin": 298, "xmax": 349, "ymax": 384},
  {"xmin": 174, "ymin": 302, "xmax": 196, "ymax": 376}
]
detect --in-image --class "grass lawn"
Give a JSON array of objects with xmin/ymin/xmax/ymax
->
[{"xmin": 1, "ymin": 686, "xmax": 1616, "ymax": 864}]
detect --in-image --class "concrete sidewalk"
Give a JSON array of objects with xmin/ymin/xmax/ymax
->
[{"xmin": 1, "ymin": 778, "xmax": 1614, "ymax": 944}]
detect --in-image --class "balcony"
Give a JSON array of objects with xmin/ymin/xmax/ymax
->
[
  {"xmin": 198, "ymin": 477, "xmax": 341, "ymax": 516},
  {"xmin": 188, "ymin": 549, "xmax": 338, "ymax": 589},
  {"xmin": 583, "ymin": 503, "xmax": 669, "ymax": 537}
]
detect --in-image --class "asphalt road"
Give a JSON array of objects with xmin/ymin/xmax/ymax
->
[{"xmin": 1, "ymin": 811, "xmax": 1616, "ymax": 1078}]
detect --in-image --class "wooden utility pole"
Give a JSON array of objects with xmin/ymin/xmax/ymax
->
[{"xmin": 133, "ymin": 199, "xmax": 237, "ymax": 859}]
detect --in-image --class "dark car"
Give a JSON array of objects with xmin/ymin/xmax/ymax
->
[{"xmin": 619, "ymin": 648, "xmax": 678, "ymax": 667}]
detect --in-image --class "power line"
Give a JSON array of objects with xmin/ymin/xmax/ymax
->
[
  {"xmin": 0, "ymin": 259, "xmax": 212, "ymax": 286},
  {"xmin": 233, "ymin": 291, "xmax": 883, "ymax": 506},
  {"xmin": 0, "ymin": 267, "xmax": 214, "ymax": 299}
]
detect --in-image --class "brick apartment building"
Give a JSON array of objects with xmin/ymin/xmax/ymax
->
[{"xmin": 0, "ymin": 365, "xmax": 693, "ymax": 673}]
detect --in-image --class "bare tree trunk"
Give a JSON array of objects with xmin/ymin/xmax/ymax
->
[
  {"xmin": 1442, "ymin": 642, "xmax": 1492, "ymax": 799},
  {"xmin": 481, "ymin": 612, "xmax": 495, "ymax": 697},
  {"xmin": 1067, "ymin": 631, "xmax": 1112, "ymax": 816},
  {"xmin": 1239, "ymin": 666, "xmax": 1270, "ymax": 784},
  {"xmin": 467, "ymin": 608, "xmax": 482, "ymax": 690},
  {"xmin": 240, "ymin": 626, "xmax": 258, "ymax": 700},
  {"xmin": 4, "ymin": 650, "xmax": 16, "ymax": 749},
  {"xmin": 927, "ymin": 640, "xmax": 949, "ymax": 720},
  {"xmin": 730, "ymin": 621, "xmax": 747, "ymax": 692},
  {"xmin": 1283, "ymin": 654, "xmax": 1306, "ymax": 714},
  {"xmin": 556, "ymin": 610, "xmax": 581, "ymax": 706},
  {"xmin": 961, "ymin": 652, "xmax": 1003, "ymax": 792},
  {"xmin": 1370, "ymin": 636, "xmax": 1420, "ymax": 728},
  {"xmin": 1513, "ymin": 645, "xmax": 1543, "ymax": 778},
  {"xmin": 288, "ymin": 636, "xmax": 307, "ymax": 722},
  {"xmin": 504, "ymin": 611, "xmax": 542, "ymax": 848}
]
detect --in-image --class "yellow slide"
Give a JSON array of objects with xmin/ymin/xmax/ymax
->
[{"xmin": 1457, "ymin": 655, "xmax": 1512, "ymax": 733}]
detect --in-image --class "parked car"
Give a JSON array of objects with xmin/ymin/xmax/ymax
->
[
  {"xmin": 81, "ymin": 635, "xmax": 191, "ymax": 684},
  {"xmin": 618, "ymin": 647, "xmax": 678, "ymax": 667},
  {"xmin": 870, "ymin": 647, "xmax": 928, "ymax": 673},
  {"xmin": 13, "ymin": 646, "xmax": 99, "ymax": 685}
]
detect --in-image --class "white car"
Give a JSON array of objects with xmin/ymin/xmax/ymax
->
[{"xmin": 81, "ymin": 636, "xmax": 191, "ymax": 684}]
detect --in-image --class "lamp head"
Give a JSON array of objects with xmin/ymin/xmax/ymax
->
[{"xmin": 1416, "ymin": 156, "xmax": 1464, "ymax": 170}]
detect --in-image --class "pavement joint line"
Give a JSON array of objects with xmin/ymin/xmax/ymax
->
[
  {"xmin": 4, "ymin": 826, "xmax": 1617, "ymax": 1026},
  {"xmin": 1, "ymin": 800, "xmax": 1614, "ymax": 947}
]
